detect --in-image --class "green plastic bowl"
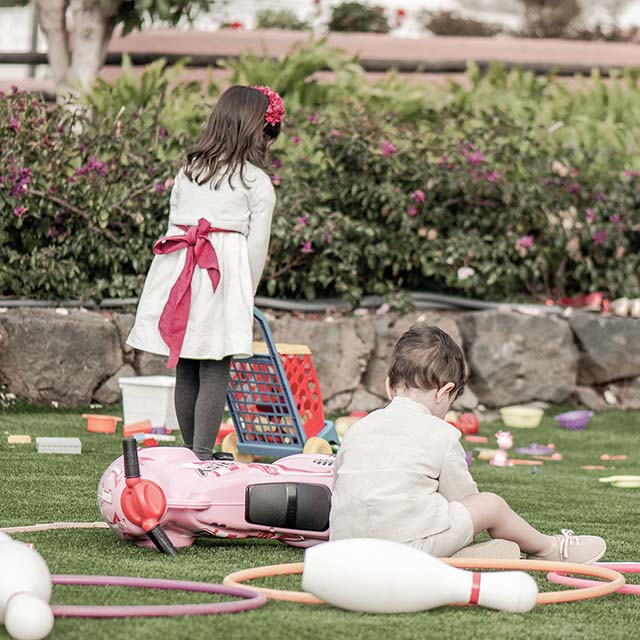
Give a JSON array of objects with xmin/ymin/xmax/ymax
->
[{"xmin": 500, "ymin": 406, "xmax": 544, "ymax": 429}]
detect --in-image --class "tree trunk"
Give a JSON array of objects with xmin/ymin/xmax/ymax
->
[
  {"xmin": 35, "ymin": 0, "xmax": 71, "ymax": 89},
  {"xmin": 69, "ymin": 0, "xmax": 122, "ymax": 91}
]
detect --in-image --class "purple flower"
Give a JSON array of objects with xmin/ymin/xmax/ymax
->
[
  {"xmin": 592, "ymin": 229, "xmax": 608, "ymax": 246},
  {"xmin": 11, "ymin": 85, "xmax": 18, "ymax": 94},
  {"xmin": 485, "ymin": 169, "xmax": 501, "ymax": 182},
  {"xmin": 13, "ymin": 205, "xmax": 26, "ymax": 217},
  {"xmin": 308, "ymin": 113, "xmax": 320, "ymax": 124},
  {"xmin": 517, "ymin": 235, "xmax": 534, "ymax": 249},
  {"xmin": 466, "ymin": 150, "xmax": 485, "ymax": 166},
  {"xmin": 154, "ymin": 183, "xmax": 165, "ymax": 194},
  {"xmin": 406, "ymin": 206, "xmax": 417, "ymax": 217},
  {"xmin": 597, "ymin": 191, "xmax": 607, "ymax": 202},
  {"xmin": 272, "ymin": 174, "xmax": 282, "ymax": 186},
  {"xmin": 610, "ymin": 214, "xmax": 621, "ymax": 224},
  {"xmin": 272, "ymin": 158, "xmax": 283, "ymax": 169},
  {"xmin": 17, "ymin": 99, "xmax": 25, "ymax": 112},
  {"xmin": 381, "ymin": 140, "xmax": 397, "ymax": 158},
  {"xmin": 301, "ymin": 241, "xmax": 314, "ymax": 254},
  {"xmin": 10, "ymin": 115, "xmax": 20, "ymax": 133},
  {"xmin": 291, "ymin": 135, "xmax": 301, "ymax": 145},
  {"xmin": 585, "ymin": 208, "xmax": 596, "ymax": 222},
  {"xmin": 297, "ymin": 215, "xmax": 309, "ymax": 226},
  {"xmin": 323, "ymin": 232, "xmax": 332, "ymax": 244},
  {"xmin": 34, "ymin": 116, "xmax": 45, "ymax": 126},
  {"xmin": 411, "ymin": 189, "xmax": 426, "ymax": 203},
  {"xmin": 568, "ymin": 182, "xmax": 580, "ymax": 196}
]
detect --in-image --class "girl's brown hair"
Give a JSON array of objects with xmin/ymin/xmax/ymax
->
[{"xmin": 184, "ymin": 85, "xmax": 281, "ymax": 188}]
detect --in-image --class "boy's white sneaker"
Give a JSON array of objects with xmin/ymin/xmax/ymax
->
[{"xmin": 527, "ymin": 529, "xmax": 606, "ymax": 564}]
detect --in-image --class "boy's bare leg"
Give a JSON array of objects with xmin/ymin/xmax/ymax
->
[{"xmin": 461, "ymin": 492, "xmax": 555, "ymax": 556}]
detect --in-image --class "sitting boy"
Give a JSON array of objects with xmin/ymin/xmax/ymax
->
[{"xmin": 330, "ymin": 323, "xmax": 606, "ymax": 562}]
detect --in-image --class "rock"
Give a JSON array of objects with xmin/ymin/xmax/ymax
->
[
  {"xmin": 608, "ymin": 378, "xmax": 640, "ymax": 410},
  {"xmin": 575, "ymin": 386, "xmax": 610, "ymax": 411},
  {"xmin": 346, "ymin": 387, "xmax": 386, "ymax": 413},
  {"xmin": 112, "ymin": 313, "xmax": 135, "ymax": 358},
  {"xmin": 0, "ymin": 309, "xmax": 122, "ymax": 407},
  {"xmin": 364, "ymin": 312, "xmax": 465, "ymax": 399},
  {"xmin": 570, "ymin": 313, "xmax": 640, "ymax": 384},
  {"xmin": 458, "ymin": 311, "xmax": 578, "ymax": 407},
  {"xmin": 453, "ymin": 387, "xmax": 479, "ymax": 411},
  {"xmin": 93, "ymin": 364, "xmax": 136, "ymax": 405},
  {"xmin": 136, "ymin": 350, "xmax": 173, "ymax": 376},
  {"xmin": 325, "ymin": 391, "xmax": 354, "ymax": 415},
  {"xmin": 268, "ymin": 315, "xmax": 375, "ymax": 404}
]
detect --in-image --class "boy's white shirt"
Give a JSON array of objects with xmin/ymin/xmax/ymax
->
[{"xmin": 330, "ymin": 395, "xmax": 478, "ymax": 543}]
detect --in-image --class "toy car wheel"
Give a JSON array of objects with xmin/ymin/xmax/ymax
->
[
  {"xmin": 303, "ymin": 437, "xmax": 333, "ymax": 455},
  {"xmin": 220, "ymin": 433, "xmax": 254, "ymax": 464}
]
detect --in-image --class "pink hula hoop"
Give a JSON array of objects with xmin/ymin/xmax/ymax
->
[
  {"xmin": 547, "ymin": 562, "xmax": 640, "ymax": 596},
  {"xmin": 51, "ymin": 575, "xmax": 267, "ymax": 617}
]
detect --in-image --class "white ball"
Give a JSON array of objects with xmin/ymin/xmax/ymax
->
[
  {"xmin": 0, "ymin": 542, "xmax": 51, "ymax": 622},
  {"xmin": 4, "ymin": 594, "xmax": 54, "ymax": 640}
]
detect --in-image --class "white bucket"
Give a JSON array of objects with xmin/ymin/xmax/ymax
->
[{"xmin": 118, "ymin": 376, "xmax": 178, "ymax": 431}]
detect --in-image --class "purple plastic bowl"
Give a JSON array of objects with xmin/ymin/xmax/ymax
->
[{"xmin": 554, "ymin": 410, "xmax": 594, "ymax": 430}]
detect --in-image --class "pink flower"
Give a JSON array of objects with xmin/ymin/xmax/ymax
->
[
  {"xmin": 457, "ymin": 267, "xmax": 475, "ymax": 281},
  {"xmin": 297, "ymin": 215, "xmax": 309, "ymax": 226},
  {"xmin": 13, "ymin": 205, "xmax": 26, "ymax": 217},
  {"xmin": 153, "ymin": 183, "xmax": 165, "ymax": 194},
  {"xmin": 301, "ymin": 241, "xmax": 314, "ymax": 254},
  {"xmin": 411, "ymin": 189, "xmax": 426, "ymax": 203},
  {"xmin": 272, "ymin": 158, "xmax": 283, "ymax": 169},
  {"xmin": 624, "ymin": 169, "xmax": 639, "ymax": 177},
  {"xmin": 10, "ymin": 115, "xmax": 20, "ymax": 133},
  {"xmin": 381, "ymin": 140, "xmax": 397, "ymax": 157},
  {"xmin": 610, "ymin": 214, "xmax": 621, "ymax": 224},
  {"xmin": 159, "ymin": 126, "xmax": 168, "ymax": 140},
  {"xmin": 592, "ymin": 229, "xmax": 608, "ymax": 246},
  {"xmin": 272, "ymin": 174, "xmax": 282, "ymax": 186},
  {"xmin": 597, "ymin": 191, "xmax": 607, "ymax": 202},
  {"xmin": 308, "ymin": 113, "xmax": 320, "ymax": 124},
  {"xmin": 585, "ymin": 208, "xmax": 596, "ymax": 222},
  {"xmin": 291, "ymin": 135, "xmax": 301, "ymax": 145},
  {"xmin": 466, "ymin": 150, "xmax": 485, "ymax": 166},
  {"xmin": 517, "ymin": 235, "xmax": 534, "ymax": 249},
  {"xmin": 406, "ymin": 206, "xmax": 417, "ymax": 217},
  {"xmin": 437, "ymin": 154, "xmax": 448, "ymax": 166},
  {"xmin": 485, "ymin": 169, "xmax": 501, "ymax": 182},
  {"xmin": 323, "ymin": 232, "xmax": 332, "ymax": 244},
  {"xmin": 330, "ymin": 129, "xmax": 342, "ymax": 137},
  {"xmin": 17, "ymin": 99, "xmax": 25, "ymax": 111},
  {"xmin": 35, "ymin": 117, "xmax": 45, "ymax": 126},
  {"xmin": 567, "ymin": 182, "xmax": 580, "ymax": 195}
]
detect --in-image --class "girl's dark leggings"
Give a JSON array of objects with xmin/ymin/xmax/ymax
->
[{"xmin": 174, "ymin": 357, "xmax": 231, "ymax": 460}]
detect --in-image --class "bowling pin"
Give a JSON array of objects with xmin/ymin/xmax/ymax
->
[
  {"xmin": 0, "ymin": 533, "xmax": 54, "ymax": 640},
  {"xmin": 303, "ymin": 538, "xmax": 537, "ymax": 614}
]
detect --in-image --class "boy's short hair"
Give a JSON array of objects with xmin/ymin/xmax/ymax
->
[{"xmin": 388, "ymin": 324, "xmax": 466, "ymax": 398}]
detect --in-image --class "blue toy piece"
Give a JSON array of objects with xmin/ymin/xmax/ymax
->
[{"xmin": 226, "ymin": 308, "xmax": 338, "ymax": 457}]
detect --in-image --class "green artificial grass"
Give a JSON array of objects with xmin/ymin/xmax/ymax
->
[{"xmin": 1, "ymin": 404, "xmax": 639, "ymax": 639}]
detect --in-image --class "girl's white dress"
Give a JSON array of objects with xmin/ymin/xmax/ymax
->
[{"xmin": 126, "ymin": 163, "xmax": 276, "ymax": 361}]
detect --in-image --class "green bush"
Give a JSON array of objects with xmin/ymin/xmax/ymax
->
[
  {"xmin": 328, "ymin": 2, "xmax": 390, "ymax": 34},
  {"xmin": 422, "ymin": 11, "xmax": 503, "ymax": 37},
  {"xmin": 2, "ymin": 50, "xmax": 640, "ymax": 304},
  {"xmin": 256, "ymin": 9, "xmax": 310, "ymax": 31}
]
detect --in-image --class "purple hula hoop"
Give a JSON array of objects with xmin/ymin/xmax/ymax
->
[{"xmin": 51, "ymin": 574, "xmax": 267, "ymax": 618}]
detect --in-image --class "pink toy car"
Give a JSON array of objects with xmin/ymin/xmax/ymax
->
[{"xmin": 98, "ymin": 440, "xmax": 334, "ymax": 554}]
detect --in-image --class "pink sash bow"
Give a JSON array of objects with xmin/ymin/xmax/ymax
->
[{"xmin": 153, "ymin": 218, "xmax": 237, "ymax": 368}]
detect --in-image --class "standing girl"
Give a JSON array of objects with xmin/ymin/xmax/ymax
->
[{"xmin": 127, "ymin": 85, "xmax": 283, "ymax": 460}]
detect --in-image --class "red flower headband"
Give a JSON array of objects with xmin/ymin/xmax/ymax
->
[{"xmin": 253, "ymin": 85, "xmax": 285, "ymax": 126}]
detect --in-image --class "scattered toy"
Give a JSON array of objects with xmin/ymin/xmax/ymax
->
[
  {"xmin": 83, "ymin": 414, "xmax": 121, "ymax": 434},
  {"xmin": 500, "ymin": 406, "xmax": 544, "ymax": 429},
  {"xmin": 465, "ymin": 451, "xmax": 473, "ymax": 467},
  {"xmin": 215, "ymin": 421, "xmax": 234, "ymax": 445},
  {"xmin": 133, "ymin": 433, "xmax": 176, "ymax": 443},
  {"xmin": 457, "ymin": 413, "xmax": 479, "ymax": 435},
  {"xmin": 7, "ymin": 435, "xmax": 31, "ymax": 445},
  {"xmin": 532, "ymin": 453, "xmax": 563, "ymax": 461},
  {"xmin": 600, "ymin": 454, "xmax": 628, "ymax": 461},
  {"xmin": 599, "ymin": 475, "xmax": 640, "ymax": 488},
  {"xmin": 122, "ymin": 419, "xmax": 152, "ymax": 438},
  {"xmin": 554, "ymin": 410, "xmax": 593, "ymax": 430},
  {"xmin": 515, "ymin": 443, "xmax": 555, "ymax": 456},
  {"xmin": 465, "ymin": 435, "xmax": 488, "ymax": 444},
  {"xmin": 36, "ymin": 437, "xmax": 81, "ymax": 455},
  {"xmin": 490, "ymin": 431, "xmax": 513, "ymax": 467},
  {"xmin": 582, "ymin": 465, "xmax": 606, "ymax": 470}
]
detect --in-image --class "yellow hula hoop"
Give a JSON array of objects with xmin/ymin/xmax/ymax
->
[{"xmin": 223, "ymin": 558, "xmax": 625, "ymax": 606}]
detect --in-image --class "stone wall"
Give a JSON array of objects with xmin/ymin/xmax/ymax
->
[{"xmin": 0, "ymin": 307, "xmax": 639, "ymax": 412}]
